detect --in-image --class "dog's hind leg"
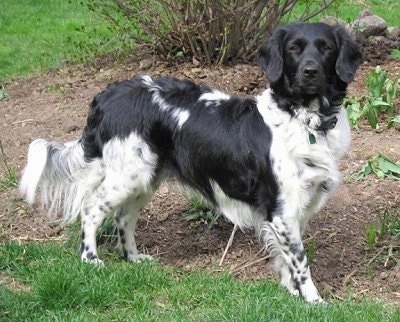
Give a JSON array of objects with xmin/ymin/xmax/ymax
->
[
  {"xmin": 114, "ymin": 194, "xmax": 154, "ymax": 262},
  {"xmin": 80, "ymin": 134, "xmax": 158, "ymax": 264},
  {"xmin": 264, "ymin": 216, "xmax": 324, "ymax": 303},
  {"xmin": 79, "ymin": 178, "xmax": 135, "ymax": 264}
]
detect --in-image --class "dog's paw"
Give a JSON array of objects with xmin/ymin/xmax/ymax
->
[
  {"xmin": 81, "ymin": 255, "xmax": 104, "ymax": 266},
  {"xmin": 127, "ymin": 253, "xmax": 154, "ymax": 263},
  {"xmin": 308, "ymin": 297, "xmax": 329, "ymax": 305},
  {"xmin": 289, "ymin": 289, "xmax": 300, "ymax": 297}
]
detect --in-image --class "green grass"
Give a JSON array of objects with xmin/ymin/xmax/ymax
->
[
  {"xmin": 0, "ymin": 141, "xmax": 18, "ymax": 191},
  {"xmin": 288, "ymin": 0, "xmax": 400, "ymax": 26},
  {"xmin": 0, "ymin": 0, "xmax": 115, "ymax": 82},
  {"xmin": 0, "ymin": 240, "xmax": 399, "ymax": 321}
]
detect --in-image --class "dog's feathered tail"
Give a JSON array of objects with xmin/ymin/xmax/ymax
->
[{"xmin": 19, "ymin": 138, "xmax": 101, "ymax": 223}]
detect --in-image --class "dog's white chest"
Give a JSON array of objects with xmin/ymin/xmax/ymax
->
[{"xmin": 257, "ymin": 89, "xmax": 350, "ymax": 222}]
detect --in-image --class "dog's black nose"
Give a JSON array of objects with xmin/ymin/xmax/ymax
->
[{"xmin": 303, "ymin": 66, "xmax": 319, "ymax": 79}]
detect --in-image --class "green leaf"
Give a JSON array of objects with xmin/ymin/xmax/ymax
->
[
  {"xmin": 377, "ymin": 154, "xmax": 400, "ymax": 175},
  {"xmin": 356, "ymin": 161, "xmax": 373, "ymax": 180},
  {"xmin": 368, "ymin": 99, "xmax": 391, "ymax": 107},
  {"xmin": 388, "ymin": 115, "xmax": 400, "ymax": 129},
  {"xmin": 365, "ymin": 104, "xmax": 379, "ymax": 129}
]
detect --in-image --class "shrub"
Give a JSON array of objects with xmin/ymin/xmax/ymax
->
[{"xmin": 82, "ymin": 0, "xmax": 338, "ymax": 64}]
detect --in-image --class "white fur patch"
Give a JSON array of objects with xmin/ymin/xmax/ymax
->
[
  {"xmin": 199, "ymin": 90, "xmax": 231, "ymax": 104},
  {"xmin": 172, "ymin": 109, "xmax": 190, "ymax": 129},
  {"xmin": 210, "ymin": 180, "xmax": 262, "ymax": 230},
  {"xmin": 142, "ymin": 76, "xmax": 190, "ymax": 128},
  {"xmin": 101, "ymin": 132, "xmax": 157, "ymax": 193},
  {"xmin": 19, "ymin": 139, "xmax": 50, "ymax": 204}
]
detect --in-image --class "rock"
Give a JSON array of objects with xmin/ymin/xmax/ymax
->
[
  {"xmin": 351, "ymin": 14, "xmax": 387, "ymax": 37},
  {"xmin": 359, "ymin": 9, "xmax": 373, "ymax": 18},
  {"xmin": 139, "ymin": 58, "xmax": 154, "ymax": 70},
  {"xmin": 386, "ymin": 26, "xmax": 400, "ymax": 38},
  {"xmin": 320, "ymin": 16, "xmax": 347, "ymax": 27}
]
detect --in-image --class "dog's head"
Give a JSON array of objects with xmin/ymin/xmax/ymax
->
[{"xmin": 257, "ymin": 22, "xmax": 362, "ymax": 110}]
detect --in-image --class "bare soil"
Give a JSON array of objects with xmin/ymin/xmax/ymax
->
[{"xmin": 1, "ymin": 43, "xmax": 399, "ymax": 304}]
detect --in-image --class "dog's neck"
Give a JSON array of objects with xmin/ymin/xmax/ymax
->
[{"xmin": 270, "ymin": 78, "xmax": 348, "ymax": 132}]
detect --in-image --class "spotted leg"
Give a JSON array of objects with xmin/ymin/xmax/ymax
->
[
  {"xmin": 79, "ymin": 180, "xmax": 133, "ymax": 264},
  {"xmin": 264, "ymin": 216, "xmax": 324, "ymax": 303},
  {"xmin": 114, "ymin": 195, "xmax": 154, "ymax": 262},
  {"xmin": 79, "ymin": 133, "xmax": 157, "ymax": 264}
]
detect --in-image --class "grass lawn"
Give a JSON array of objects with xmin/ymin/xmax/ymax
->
[
  {"xmin": 1, "ymin": 241, "xmax": 399, "ymax": 321},
  {"xmin": 0, "ymin": 0, "xmax": 114, "ymax": 82}
]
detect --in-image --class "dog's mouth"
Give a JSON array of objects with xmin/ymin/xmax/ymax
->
[{"xmin": 300, "ymin": 85, "xmax": 320, "ymax": 95}]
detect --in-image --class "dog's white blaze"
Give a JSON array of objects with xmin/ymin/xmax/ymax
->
[
  {"xmin": 210, "ymin": 180, "xmax": 262, "ymax": 230},
  {"xmin": 199, "ymin": 90, "xmax": 231, "ymax": 103},
  {"xmin": 172, "ymin": 108, "xmax": 190, "ymax": 129}
]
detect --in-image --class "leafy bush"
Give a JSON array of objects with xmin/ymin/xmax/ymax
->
[{"xmin": 81, "ymin": 0, "xmax": 338, "ymax": 64}]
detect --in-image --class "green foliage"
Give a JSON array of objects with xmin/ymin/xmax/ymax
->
[
  {"xmin": 305, "ymin": 238, "xmax": 317, "ymax": 264},
  {"xmin": 185, "ymin": 195, "xmax": 220, "ymax": 233},
  {"xmin": 0, "ymin": 88, "xmax": 9, "ymax": 102},
  {"xmin": 345, "ymin": 66, "xmax": 399, "ymax": 130},
  {"xmin": 0, "ymin": 141, "xmax": 18, "ymax": 191},
  {"xmin": 366, "ymin": 209, "xmax": 400, "ymax": 251},
  {"xmin": 390, "ymin": 49, "xmax": 400, "ymax": 59},
  {"xmin": 366, "ymin": 223, "xmax": 378, "ymax": 250},
  {"xmin": 356, "ymin": 153, "xmax": 400, "ymax": 181},
  {"xmin": 379, "ymin": 209, "xmax": 400, "ymax": 238}
]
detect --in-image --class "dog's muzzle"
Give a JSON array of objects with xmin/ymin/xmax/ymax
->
[{"xmin": 299, "ymin": 62, "xmax": 324, "ymax": 94}]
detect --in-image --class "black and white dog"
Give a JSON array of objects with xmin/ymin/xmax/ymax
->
[{"xmin": 20, "ymin": 22, "xmax": 361, "ymax": 303}]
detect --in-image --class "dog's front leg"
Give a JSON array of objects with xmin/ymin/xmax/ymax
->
[{"xmin": 264, "ymin": 216, "xmax": 324, "ymax": 303}]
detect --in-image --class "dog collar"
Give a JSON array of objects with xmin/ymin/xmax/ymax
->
[
  {"xmin": 307, "ymin": 115, "xmax": 338, "ymax": 144},
  {"xmin": 316, "ymin": 116, "xmax": 338, "ymax": 131}
]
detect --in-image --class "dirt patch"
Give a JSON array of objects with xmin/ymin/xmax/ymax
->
[{"xmin": 1, "ymin": 47, "xmax": 399, "ymax": 304}]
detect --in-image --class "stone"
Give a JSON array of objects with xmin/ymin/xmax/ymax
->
[
  {"xmin": 351, "ymin": 14, "xmax": 387, "ymax": 37},
  {"xmin": 139, "ymin": 58, "xmax": 154, "ymax": 70},
  {"xmin": 386, "ymin": 26, "xmax": 400, "ymax": 38}
]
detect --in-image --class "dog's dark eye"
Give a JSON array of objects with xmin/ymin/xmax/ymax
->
[
  {"xmin": 289, "ymin": 45, "xmax": 300, "ymax": 53},
  {"xmin": 323, "ymin": 44, "xmax": 331, "ymax": 51}
]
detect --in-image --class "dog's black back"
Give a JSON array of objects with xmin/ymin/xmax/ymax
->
[{"xmin": 83, "ymin": 76, "xmax": 278, "ymax": 218}]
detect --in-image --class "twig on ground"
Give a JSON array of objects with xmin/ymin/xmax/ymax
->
[
  {"xmin": 219, "ymin": 223, "xmax": 238, "ymax": 266},
  {"xmin": 231, "ymin": 255, "xmax": 270, "ymax": 275},
  {"xmin": 11, "ymin": 119, "xmax": 34, "ymax": 125},
  {"xmin": 366, "ymin": 246, "xmax": 385, "ymax": 266},
  {"xmin": 384, "ymin": 244, "xmax": 394, "ymax": 267},
  {"xmin": 10, "ymin": 235, "xmax": 64, "ymax": 242}
]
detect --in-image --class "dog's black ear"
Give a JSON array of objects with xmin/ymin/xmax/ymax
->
[
  {"xmin": 257, "ymin": 28, "xmax": 286, "ymax": 83},
  {"xmin": 334, "ymin": 26, "xmax": 363, "ymax": 83}
]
